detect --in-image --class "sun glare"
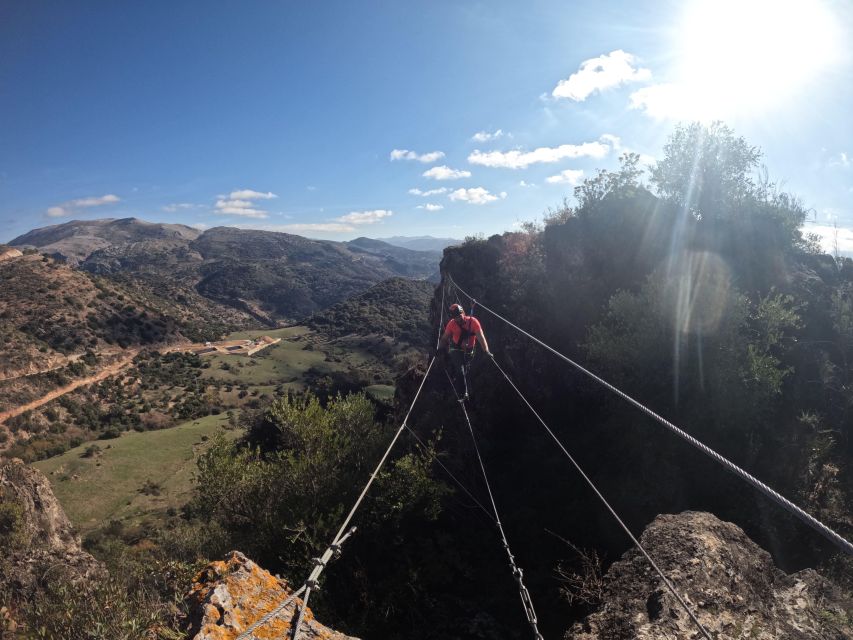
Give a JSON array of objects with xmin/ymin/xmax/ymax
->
[{"xmin": 674, "ymin": 0, "xmax": 841, "ymax": 120}]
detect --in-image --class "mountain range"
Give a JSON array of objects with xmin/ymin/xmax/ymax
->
[{"xmin": 10, "ymin": 218, "xmax": 442, "ymax": 324}]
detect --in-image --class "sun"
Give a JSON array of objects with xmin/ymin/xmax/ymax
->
[{"xmin": 672, "ymin": 0, "xmax": 841, "ymax": 120}]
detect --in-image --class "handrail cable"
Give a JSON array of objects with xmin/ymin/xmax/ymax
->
[
  {"xmin": 488, "ymin": 356, "xmax": 713, "ymax": 640},
  {"xmin": 288, "ymin": 356, "xmax": 437, "ymax": 640},
  {"xmin": 236, "ymin": 356, "xmax": 438, "ymax": 640},
  {"xmin": 446, "ymin": 372, "xmax": 544, "ymax": 640},
  {"xmin": 448, "ymin": 274, "xmax": 853, "ymax": 556},
  {"xmin": 401, "ymin": 420, "xmax": 497, "ymax": 524}
]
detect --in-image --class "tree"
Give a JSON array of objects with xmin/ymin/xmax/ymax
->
[
  {"xmin": 572, "ymin": 152, "xmax": 645, "ymax": 214},
  {"xmin": 650, "ymin": 122, "xmax": 760, "ymax": 219}
]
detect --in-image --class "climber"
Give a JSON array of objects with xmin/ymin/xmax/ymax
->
[{"xmin": 438, "ymin": 303, "xmax": 492, "ymax": 400}]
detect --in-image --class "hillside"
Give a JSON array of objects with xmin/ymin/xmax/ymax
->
[
  {"xmin": 11, "ymin": 219, "xmax": 441, "ymax": 322},
  {"xmin": 0, "ymin": 254, "xmax": 178, "ymax": 380},
  {"xmin": 308, "ymin": 276, "xmax": 434, "ymax": 345}
]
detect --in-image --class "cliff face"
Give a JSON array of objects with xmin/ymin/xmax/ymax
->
[
  {"xmin": 0, "ymin": 459, "xmax": 103, "ymax": 593},
  {"xmin": 567, "ymin": 511, "xmax": 853, "ymax": 640}
]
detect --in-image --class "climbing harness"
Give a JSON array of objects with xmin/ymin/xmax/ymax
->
[
  {"xmin": 446, "ymin": 371, "xmax": 544, "ymax": 640},
  {"xmin": 447, "ymin": 273, "xmax": 853, "ymax": 557}
]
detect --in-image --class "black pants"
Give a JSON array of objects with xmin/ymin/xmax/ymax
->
[{"xmin": 448, "ymin": 348, "xmax": 473, "ymax": 397}]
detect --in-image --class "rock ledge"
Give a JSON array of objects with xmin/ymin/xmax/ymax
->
[
  {"xmin": 567, "ymin": 511, "xmax": 852, "ymax": 639},
  {"xmin": 185, "ymin": 551, "xmax": 359, "ymax": 640}
]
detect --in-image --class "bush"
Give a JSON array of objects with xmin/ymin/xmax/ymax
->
[
  {"xmin": 0, "ymin": 500, "xmax": 29, "ymax": 553},
  {"xmin": 191, "ymin": 392, "xmax": 448, "ymax": 582},
  {"xmin": 82, "ymin": 444, "xmax": 101, "ymax": 458}
]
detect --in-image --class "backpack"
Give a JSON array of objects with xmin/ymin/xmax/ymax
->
[{"xmin": 454, "ymin": 316, "xmax": 475, "ymax": 349}]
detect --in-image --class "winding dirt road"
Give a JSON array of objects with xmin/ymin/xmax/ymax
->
[{"xmin": 0, "ymin": 350, "xmax": 139, "ymax": 426}]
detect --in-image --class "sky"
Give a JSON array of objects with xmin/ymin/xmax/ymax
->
[{"xmin": 1, "ymin": 0, "xmax": 852, "ymax": 247}]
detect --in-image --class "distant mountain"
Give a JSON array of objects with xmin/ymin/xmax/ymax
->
[
  {"xmin": 11, "ymin": 218, "xmax": 201, "ymax": 266},
  {"xmin": 345, "ymin": 237, "xmax": 441, "ymax": 279},
  {"xmin": 375, "ymin": 236, "xmax": 461, "ymax": 252},
  {"xmin": 11, "ymin": 219, "xmax": 441, "ymax": 323}
]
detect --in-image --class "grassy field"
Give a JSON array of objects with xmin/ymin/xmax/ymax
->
[
  {"xmin": 365, "ymin": 384, "xmax": 395, "ymax": 401},
  {"xmin": 200, "ymin": 325, "xmax": 390, "ymax": 387},
  {"xmin": 33, "ymin": 414, "xmax": 236, "ymax": 532},
  {"xmin": 29, "ymin": 325, "xmax": 400, "ymax": 535}
]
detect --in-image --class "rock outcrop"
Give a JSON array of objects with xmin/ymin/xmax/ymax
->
[
  {"xmin": 0, "ymin": 247, "xmax": 23, "ymax": 262},
  {"xmin": 185, "ymin": 551, "xmax": 359, "ymax": 640},
  {"xmin": 567, "ymin": 511, "xmax": 853, "ymax": 639},
  {"xmin": 0, "ymin": 459, "xmax": 103, "ymax": 593}
]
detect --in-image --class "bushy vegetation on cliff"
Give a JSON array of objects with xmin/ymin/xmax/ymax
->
[{"xmin": 426, "ymin": 122, "xmax": 853, "ymax": 633}]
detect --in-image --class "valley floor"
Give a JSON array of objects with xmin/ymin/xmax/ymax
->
[{"xmin": 33, "ymin": 413, "xmax": 236, "ymax": 532}]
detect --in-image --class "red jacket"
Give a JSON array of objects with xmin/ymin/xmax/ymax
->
[{"xmin": 444, "ymin": 315, "xmax": 482, "ymax": 350}]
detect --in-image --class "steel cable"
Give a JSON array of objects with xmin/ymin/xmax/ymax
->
[{"xmin": 448, "ymin": 274, "xmax": 853, "ymax": 556}]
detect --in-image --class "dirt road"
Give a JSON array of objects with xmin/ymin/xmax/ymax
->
[{"xmin": 0, "ymin": 350, "xmax": 139, "ymax": 426}]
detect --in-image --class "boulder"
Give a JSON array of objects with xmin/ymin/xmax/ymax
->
[
  {"xmin": 567, "ymin": 511, "xmax": 853, "ymax": 639},
  {"xmin": 185, "ymin": 551, "xmax": 359, "ymax": 640}
]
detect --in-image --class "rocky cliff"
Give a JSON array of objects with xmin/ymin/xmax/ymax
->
[
  {"xmin": 0, "ymin": 459, "xmax": 103, "ymax": 594},
  {"xmin": 567, "ymin": 511, "xmax": 852, "ymax": 639}
]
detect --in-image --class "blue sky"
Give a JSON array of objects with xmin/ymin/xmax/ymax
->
[{"xmin": 2, "ymin": 0, "xmax": 852, "ymax": 246}]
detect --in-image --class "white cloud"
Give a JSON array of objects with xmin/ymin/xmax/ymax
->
[
  {"xmin": 191, "ymin": 222, "xmax": 209, "ymax": 230},
  {"xmin": 408, "ymin": 187, "xmax": 448, "ymax": 197},
  {"xmin": 423, "ymin": 165, "xmax": 472, "ymax": 180},
  {"xmin": 599, "ymin": 134, "xmax": 621, "ymax": 150},
  {"xmin": 448, "ymin": 187, "xmax": 507, "ymax": 205},
  {"xmin": 468, "ymin": 140, "xmax": 610, "ymax": 169},
  {"xmin": 336, "ymin": 209, "xmax": 393, "ymax": 225},
  {"xmin": 45, "ymin": 193, "xmax": 120, "ymax": 218},
  {"xmin": 213, "ymin": 189, "xmax": 277, "ymax": 218},
  {"xmin": 629, "ymin": 83, "xmax": 699, "ymax": 120},
  {"xmin": 214, "ymin": 199, "xmax": 269, "ymax": 218},
  {"xmin": 46, "ymin": 206, "xmax": 68, "ymax": 218},
  {"xmin": 802, "ymin": 223, "xmax": 853, "ymax": 254},
  {"xmin": 830, "ymin": 152, "xmax": 851, "ymax": 168},
  {"xmin": 471, "ymin": 129, "xmax": 505, "ymax": 142},
  {"xmin": 228, "ymin": 189, "xmax": 277, "ymax": 200},
  {"xmin": 71, "ymin": 194, "xmax": 120, "ymax": 207},
  {"xmin": 546, "ymin": 169, "xmax": 585, "ymax": 185},
  {"xmin": 552, "ymin": 50, "xmax": 651, "ymax": 101},
  {"xmin": 519, "ymin": 180, "xmax": 536, "ymax": 188},
  {"xmin": 163, "ymin": 203, "xmax": 199, "ymax": 212},
  {"xmin": 417, "ymin": 203, "xmax": 444, "ymax": 211},
  {"xmin": 390, "ymin": 149, "xmax": 446, "ymax": 163}
]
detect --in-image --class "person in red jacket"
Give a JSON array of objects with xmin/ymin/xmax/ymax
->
[{"xmin": 438, "ymin": 303, "xmax": 492, "ymax": 400}]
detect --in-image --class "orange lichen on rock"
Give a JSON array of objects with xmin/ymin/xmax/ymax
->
[{"xmin": 184, "ymin": 551, "xmax": 358, "ymax": 640}]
